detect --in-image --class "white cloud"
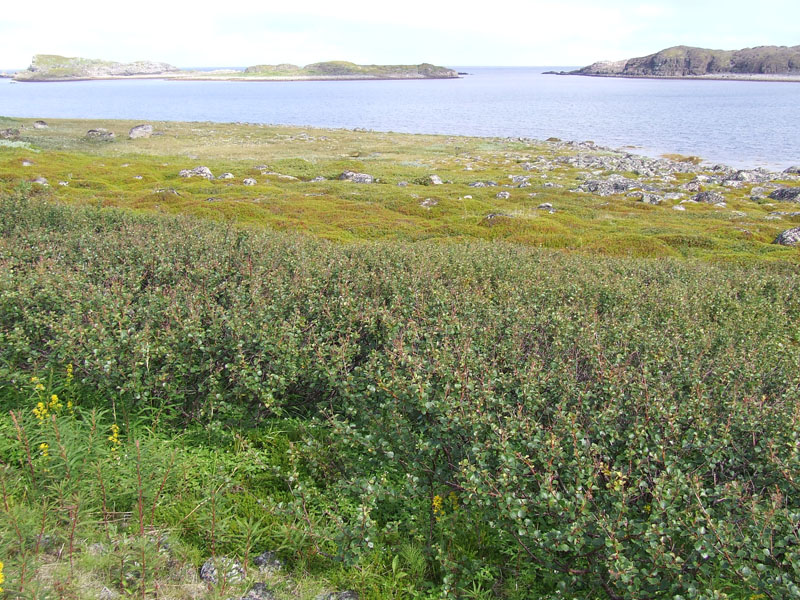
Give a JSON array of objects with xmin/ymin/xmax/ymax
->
[{"xmin": 1, "ymin": 0, "xmax": 798, "ymax": 68}]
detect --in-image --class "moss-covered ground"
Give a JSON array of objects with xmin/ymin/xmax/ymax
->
[{"xmin": 1, "ymin": 116, "xmax": 798, "ymax": 263}]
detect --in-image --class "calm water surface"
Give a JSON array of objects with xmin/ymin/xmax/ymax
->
[{"xmin": 1, "ymin": 67, "xmax": 798, "ymax": 170}]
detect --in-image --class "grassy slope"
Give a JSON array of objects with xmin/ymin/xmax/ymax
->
[{"xmin": 0, "ymin": 116, "xmax": 798, "ymax": 263}]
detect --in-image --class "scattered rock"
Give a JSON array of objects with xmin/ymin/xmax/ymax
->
[
  {"xmin": 218, "ymin": 172, "xmax": 235, "ymax": 180},
  {"xmin": 496, "ymin": 191, "xmax": 511, "ymax": 199},
  {"xmin": 33, "ymin": 120, "xmax": 48, "ymax": 129},
  {"xmin": 314, "ymin": 592, "xmax": 359, "ymax": 600},
  {"xmin": 339, "ymin": 171, "xmax": 374, "ymax": 184},
  {"xmin": 773, "ymin": 226, "xmax": 800, "ymax": 246},
  {"xmin": 58, "ymin": 181, "xmax": 69, "ymax": 186},
  {"xmin": 425, "ymin": 175, "xmax": 443, "ymax": 185},
  {"xmin": 22, "ymin": 159, "xmax": 34, "ymax": 167},
  {"xmin": 630, "ymin": 191, "xmax": 663, "ymax": 205},
  {"xmin": 86, "ymin": 128, "xmax": 115, "ymax": 141},
  {"xmin": 783, "ymin": 166, "xmax": 800, "ymax": 175},
  {"xmin": 199, "ymin": 557, "xmax": 244, "ymax": 584},
  {"xmin": 769, "ymin": 187, "xmax": 800, "ymax": 202},
  {"xmin": 253, "ymin": 550, "xmax": 284, "ymax": 574},
  {"xmin": 310, "ymin": 176, "xmax": 326, "ymax": 182},
  {"xmin": 32, "ymin": 177, "xmax": 49, "ymax": 186},
  {"xmin": 420, "ymin": 198, "xmax": 438, "ymax": 208},
  {"xmin": 129, "ymin": 124, "xmax": 153, "ymax": 139},
  {"xmin": 179, "ymin": 166, "xmax": 214, "ymax": 179},
  {"xmin": 692, "ymin": 191, "xmax": 726, "ymax": 205},
  {"xmin": 680, "ymin": 181, "xmax": 702, "ymax": 193},
  {"xmin": 469, "ymin": 181, "xmax": 498, "ymax": 188},
  {"xmin": 0, "ymin": 128, "xmax": 21, "ymax": 139},
  {"xmin": 537, "ymin": 202, "xmax": 553, "ymax": 210},
  {"xmin": 243, "ymin": 178, "xmax": 257, "ymax": 186},
  {"xmin": 768, "ymin": 211, "xmax": 800, "ymax": 218},
  {"xmin": 574, "ymin": 174, "xmax": 640, "ymax": 196},
  {"xmin": 673, "ymin": 204, "xmax": 686, "ymax": 211},
  {"xmin": 99, "ymin": 586, "xmax": 117, "ymax": 600},
  {"xmin": 397, "ymin": 181, "xmax": 409, "ymax": 187},
  {"xmin": 242, "ymin": 583, "xmax": 277, "ymax": 600}
]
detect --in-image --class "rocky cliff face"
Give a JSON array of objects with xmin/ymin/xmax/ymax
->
[
  {"xmin": 572, "ymin": 45, "xmax": 800, "ymax": 78},
  {"xmin": 15, "ymin": 55, "xmax": 180, "ymax": 80}
]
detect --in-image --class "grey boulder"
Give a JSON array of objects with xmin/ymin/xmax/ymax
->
[
  {"xmin": 129, "ymin": 124, "xmax": 153, "ymax": 139},
  {"xmin": 769, "ymin": 187, "xmax": 800, "ymax": 203},
  {"xmin": 692, "ymin": 191, "xmax": 726, "ymax": 205},
  {"xmin": 773, "ymin": 226, "xmax": 800, "ymax": 246},
  {"xmin": 339, "ymin": 171, "xmax": 374, "ymax": 184},
  {"xmin": 86, "ymin": 128, "xmax": 115, "ymax": 141},
  {"xmin": 199, "ymin": 556, "xmax": 244, "ymax": 584}
]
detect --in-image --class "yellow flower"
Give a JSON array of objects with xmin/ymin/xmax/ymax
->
[
  {"xmin": 108, "ymin": 424, "xmax": 121, "ymax": 456},
  {"xmin": 33, "ymin": 401, "xmax": 49, "ymax": 424},
  {"xmin": 39, "ymin": 442, "xmax": 49, "ymax": 458},
  {"xmin": 66, "ymin": 363, "xmax": 74, "ymax": 382},
  {"xmin": 48, "ymin": 394, "xmax": 63, "ymax": 411},
  {"xmin": 35, "ymin": 383, "xmax": 45, "ymax": 392},
  {"xmin": 0, "ymin": 559, "xmax": 5, "ymax": 592},
  {"xmin": 432, "ymin": 494, "xmax": 444, "ymax": 520}
]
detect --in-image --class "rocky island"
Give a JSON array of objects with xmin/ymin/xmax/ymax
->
[
  {"xmin": 12, "ymin": 54, "xmax": 459, "ymax": 81},
  {"xmin": 550, "ymin": 44, "xmax": 800, "ymax": 82}
]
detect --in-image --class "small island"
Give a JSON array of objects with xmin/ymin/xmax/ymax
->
[
  {"xmin": 11, "ymin": 54, "xmax": 459, "ymax": 82},
  {"xmin": 549, "ymin": 44, "xmax": 800, "ymax": 82}
]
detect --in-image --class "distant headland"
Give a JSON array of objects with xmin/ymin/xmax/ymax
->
[
  {"xmin": 7, "ymin": 54, "xmax": 460, "ymax": 82},
  {"xmin": 547, "ymin": 45, "xmax": 800, "ymax": 82}
]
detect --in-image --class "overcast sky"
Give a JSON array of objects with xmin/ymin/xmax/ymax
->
[{"xmin": 2, "ymin": 0, "xmax": 798, "ymax": 69}]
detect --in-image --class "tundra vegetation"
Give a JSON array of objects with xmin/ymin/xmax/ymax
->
[{"xmin": 1, "ymin": 117, "xmax": 799, "ymax": 599}]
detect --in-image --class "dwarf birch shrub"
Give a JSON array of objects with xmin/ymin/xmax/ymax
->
[{"xmin": 2, "ymin": 194, "xmax": 800, "ymax": 597}]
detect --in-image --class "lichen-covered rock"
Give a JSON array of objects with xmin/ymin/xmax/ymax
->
[
  {"xmin": 32, "ymin": 177, "xmax": 49, "ymax": 186},
  {"xmin": 636, "ymin": 192, "xmax": 663, "ymax": 205},
  {"xmin": 339, "ymin": 171, "xmax": 374, "ymax": 184},
  {"xmin": 692, "ymin": 191, "xmax": 726, "ymax": 204},
  {"xmin": 129, "ymin": 124, "xmax": 153, "ymax": 139},
  {"xmin": 179, "ymin": 166, "xmax": 214, "ymax": 179},
  {"xmin": 217, "ymin": 172, "xmax": 234, "ymax": 179},
  {"xmin": 769, "ymin": 187, "xmax": 800, "ymax": 202},
  {"xmin": 420, "ymin": 198, "xmax": 438, "ymax": 208},
  {"xmin": 784, "ymin": 166, "xmax": 800, "ymax": 175},
  {"xmin": 773, "ymin": 226, "xmax": 800, "ymax": 246},
  {"xmin": 33, "ymin": 120, "xmax": 48, "ymax": 129},
  {"xmin": 425, "ymin": 174, "xmax": 443, "ymax": 185},
  {"xmin": 310, "ymin": 176, "xmax": 326, "ymax": 182},
  {"xmin": 86, "ymin": 128, "xmax": 115, "ymax": 141},
  {"xmin": 496, "ymin": 191, "xmax": 511, "ymax": 199},
  {"xmin": 22, "ymin": 159, "xmax": 34, "ymax": 166},
  {"xmin": 314, "ymin": 592, "xmax": 359, "ymax": 600},
  {"xmin": 0, "ymin": 128, "xmax": 21, "ymax": 139},
  {"xmin": 575, "ymin": 174, "xmax": 640, "ymax": 196},
  {"xmin": 243, "ymin": 178, "xmax": 257, "ymax": 186},
  {"xmin": 253, "ymin": 550, "xmax": 283, "ymax": 574},
  {"xmin": 199, "ymin": 556, "xmax": 244, "ymax": 584},
  {"xmin": 242, "ymin": 583, "xmax": 276, "ymax": 600}
]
